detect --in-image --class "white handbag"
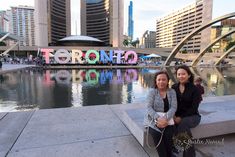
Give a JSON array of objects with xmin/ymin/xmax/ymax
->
[{"xmin": 156, "ymin": 112, "xmax": 174, "ymax": 125}]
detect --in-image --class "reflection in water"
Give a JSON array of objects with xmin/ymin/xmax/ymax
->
[
  {"xmin": 0, "ymin": 67, "xmax": 235, "ymax": 112},
  {"xmin": 0, "ymin": 69, "xmax": 139, "ymax": 111}
]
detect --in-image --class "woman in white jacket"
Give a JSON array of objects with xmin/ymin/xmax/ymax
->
[{"xmin": 145, "ymin": 71, "xmax": 177, "ymax": 157}]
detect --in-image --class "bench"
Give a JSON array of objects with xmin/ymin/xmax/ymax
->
[{"xmin": 122, "ymin": 99, "xmax": 235, "ymax": 147}]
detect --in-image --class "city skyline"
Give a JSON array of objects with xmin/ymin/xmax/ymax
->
[{"xmin": 1, "ymin": 0, "xmax": 235, "ymax": 40}]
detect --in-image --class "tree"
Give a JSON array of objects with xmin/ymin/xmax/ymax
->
[
  {"xmin": 181, "ymin": 49, "xmax": 187, "ymax": 54},
  {"xmin": 123, "ymin": 39, "xmax": 129, "ymax": 47},
  {"xmin": 131, "ymin": 38, "xmax": 140, "ymax": 48},
  {"xmin": 225, "ymin": 40, "xmax": 235, "ymax": 51},
  {"xmin": 0, "ymin": 41, "xmax": 6, "ymax": 46},
  {"xmin": 207, "ymin": 48, "xmax": 213, "ymax": 53}
]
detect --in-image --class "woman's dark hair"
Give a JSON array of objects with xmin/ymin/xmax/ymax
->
[
  {"xmin": 175, "ymin": 65, "xmax": 194, "ymax": 83},
  {"xmin": 154, "ymin": 70, "xmax": 170, "ymax": 88}
]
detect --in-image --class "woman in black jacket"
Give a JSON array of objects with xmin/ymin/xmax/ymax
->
[{"xmin": 172, "ymin": 65, "xmax": 201, "ymax": 157}]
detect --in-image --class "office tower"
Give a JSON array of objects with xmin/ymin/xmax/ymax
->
[
  {"xmin": 81, "ymin": 0, "xmax": 124, "ymax": 47},
  {"xmin": 128, "ymin": 0, "xmax": 133, "ymax": 40},
  {"xmin": 156, "ymin": 0, "xmax": 213, "ymax": 53},
  {"xmin": 35, "ymin": 0, "xmax": 71, "ymax": 46},
  {"xmin": 140, "ymin": 30, "xmax": 156, "ymax": 48},
  {"xmin": 10, "ymin": 6, "xmax": 35, "ymax": 46}
]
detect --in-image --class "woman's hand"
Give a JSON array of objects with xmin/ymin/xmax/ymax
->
[
  {"xmin": 156, "ymin": 117, "xmax": 168, "ymax": 128},
  {"xmin": 174, "ymin": 116, "xmax": 182, "ymax": 124}
]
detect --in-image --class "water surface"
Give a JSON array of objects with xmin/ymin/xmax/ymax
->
[{"xmin": 0, "ymin": 67, "xmax": 234, "ymax": 112}]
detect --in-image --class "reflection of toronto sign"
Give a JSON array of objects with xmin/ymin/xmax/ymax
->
[
  {"xmin": 40, "ymin": 48, "xmax": 138, "ymax": 64},
  {"xmin": 44, "ymin": 69, "xmax": 138, "ymax": 84}
]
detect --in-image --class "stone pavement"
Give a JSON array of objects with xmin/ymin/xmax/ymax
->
[
  {"xmin": 0, "ymin": 100, "xmax": 235, "ymax": 157},
  {"xmin": 1, "ymin": 105, "xmax": 149, "ymax": 157}
]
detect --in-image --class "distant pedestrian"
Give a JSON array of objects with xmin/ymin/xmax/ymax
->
[
  {"xmin": 194, "ymin": 76, "xmax": 204, "ymax": 102},
  {"xmin": 0, "ymin": 60, "xmax": 2, "ymax": 68}
]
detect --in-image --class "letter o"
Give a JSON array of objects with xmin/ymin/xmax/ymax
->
[
  {"xmin": 55, "ymin": 70, "xmax": 71, "ymax": 84},
  {"xmin": 124, "ymin": 51, "xmax": 138, "ymax": 64},
  {"xmin": 54, "ymin": 49, "xmax": 71, "ymax": 64},
  {"xmin": 85, "ymin": 50, "xmax": 99, "ymax": 64}
]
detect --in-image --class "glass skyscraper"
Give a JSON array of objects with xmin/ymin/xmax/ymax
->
[{"xmin": 128, "ymin": 1, "xmax": 133, "ymax": 40}]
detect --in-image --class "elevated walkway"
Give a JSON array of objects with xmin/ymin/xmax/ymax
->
[{"xmin": 122, "ymin": 95, "xmax": 235, "ymax": 147}]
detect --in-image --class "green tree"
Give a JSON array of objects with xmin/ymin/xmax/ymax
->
[
  {"xmin": 123, "ymin": 39, "xmax": 129, "ymax": 47},
  {"xmin": 131, "ymin": 38, "xmax": 139, "ymax": 48},
  {"xmin": 181, "ymin": 49, "xmax": 187, "ymax": 54},
  {"xmin": 225, "ymin": 41, "xmax": 235, "ymax": 51},
  {"xmin": 207, "ymin": 48, "xmax": 213, "ymax": 53},
  {"xmin": 0, "ymin": 41, "xmax": 6, "ymax": 46}
]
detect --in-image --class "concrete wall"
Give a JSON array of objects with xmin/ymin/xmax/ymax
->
[
  {"xmin": 200, "ymin": 0, "xmax": 213, "ymax": 51},
  {"xmin": 34, "ymin": 0, "xmax": 48, "ymax": 47}
]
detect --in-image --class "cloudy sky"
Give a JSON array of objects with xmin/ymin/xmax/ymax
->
[{"xmin": 1, "ymin": 0, "xmax": 235, "ymax": 39}]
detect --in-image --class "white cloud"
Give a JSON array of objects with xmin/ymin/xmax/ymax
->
[{"xmin": 0, "ymin": 0, "xmax": 34, "ymax": 10}]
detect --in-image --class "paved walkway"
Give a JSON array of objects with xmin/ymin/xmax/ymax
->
[
  {"xmin": 0, "ymin": 64, "xmax": 235, "ymax": 157},
  {"xmin": 1, "ymin": 98, "xmax": 235, "ymax": 157}
]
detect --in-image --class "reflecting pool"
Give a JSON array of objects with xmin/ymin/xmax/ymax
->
[{"xmin": 0, "ymin": 67, "xmax": 235, "ymax": 112}]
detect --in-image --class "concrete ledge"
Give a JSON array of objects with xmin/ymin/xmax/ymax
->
[
  {"xmin": 122, "ymin": 97, "xmax": 235, "ymax": 147},
  {"xmin": 0, "ymin": 112, "xmax": 7, "ymax": 120}
]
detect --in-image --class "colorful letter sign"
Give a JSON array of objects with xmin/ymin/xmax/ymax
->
[{"xmin": 40, "ymin": 48, "xmax": 138, "ymax": 65}]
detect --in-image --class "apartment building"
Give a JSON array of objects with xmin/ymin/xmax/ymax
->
[
  {"xmin": 11, "ymin": 6, "xmax": 35, "ymax": 46},
  {"xmin": 156, "ymin": 0, "xmax": 212, "ymax": 53}
]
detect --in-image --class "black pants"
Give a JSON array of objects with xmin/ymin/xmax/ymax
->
[
  {"xmin": 149, "ymin": 126, "xmax": 174, "ymax": 157},
  {"xmin": 174, "ymin": 114, "xmax": 201, "ymax": 157}
]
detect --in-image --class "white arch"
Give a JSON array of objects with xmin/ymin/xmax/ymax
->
[
  {"xmin": 191, "ymin": 29, "xmax": 235, "ymax": 66},
  {"xmin": 0, "ymin": 32, "xmax": 10, "ymax": 42},
  {"xmin": 164, "ymin": 12, "xmax": 235, "ymax": 66},
  {"xmin": 215, "ymin": 45, "xmax": 235, "ymax": 66}
]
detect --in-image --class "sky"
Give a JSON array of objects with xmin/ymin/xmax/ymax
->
[{"xmin": 0, "ymin": 0, "xmax": 235, "ymax": 39}]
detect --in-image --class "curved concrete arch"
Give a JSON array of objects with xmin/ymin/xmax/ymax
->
[
  {"xmin": 164, "ymin": 12, "xmax": 235, "ymax": 66},
  {"xmin": 215, "ymin": 45, "xmax": 235, "ymax": 66},
  {"xmin": 0, "ymin": 42, "xmax": 19, "ymax": 57},
  {"xmin": 165, "ymin": 67, "xmax": 177, "ymax": 83},
  {"xmin": 0, "ymin": 32, "xmax": 10, "ymax": 42},
  {"xmin": 191, "ymin": 29, "xmax": 235, "ymax": 66}
]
